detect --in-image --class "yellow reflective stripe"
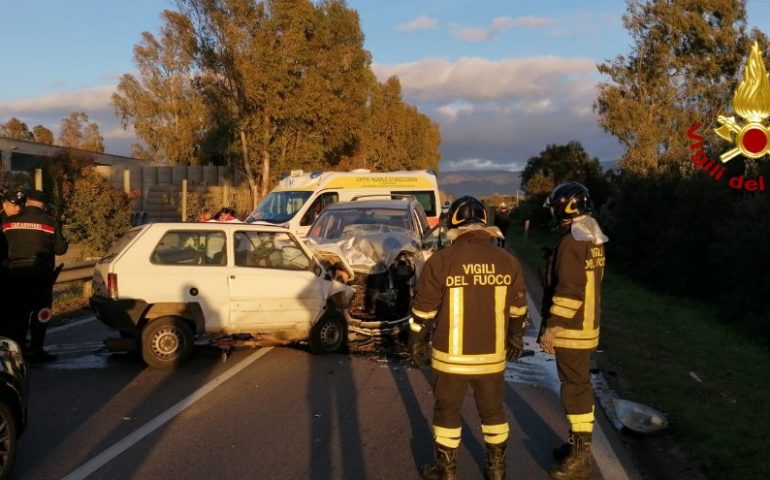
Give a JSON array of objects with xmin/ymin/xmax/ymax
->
[
  {"xmin": 449, "ymin": 287, "xmax": 463, "ymax": 355},
  {"xmin": 409, "ymin": 318, "xmax": 422, "ymax": 333},
  {"xmin": 556, "ymin": 328, "xmax": 599, "ymax": 340},
  {"xmin": 481, "ymin": 423, "xmax": 510, "ymax": 435},
  {"xmin": 572, "ymin": 423, "xmax": 594, "ymax": 433},
  {"xmin": 412, "ymin": 307, "xmax": 437, "ymax": 319},
  {"xmin": 553, "ymin": 296, "xmax": 583, "ymax": 310},
  {"xmin": 484, "ymin": 432, "xmax": 508, "ymax": 444},
  {"xmin": 550, "ymin": 305, "xmax": 577, "ymax": 319},
  {"xmin": 434, "ymin": 425, "xmax": 462, "ymax": 448},
  {"xmin": 432, "ymin": 348, "xmax": 505, "ymax": 365},
  {"xmin": 553, "ymin": 337, "xmax": 599, "ymax": 349},
  {"xmin": 432, "ymin": 357, "xmax": 506, "ymax": 375},
  {"xmin": 495, "ymin": 286, "xmax": 506, "ymax": 356},
  {"xmin": 509, "ymin": 305, "xmax": 527, "ymax": 316},
  {"xmin": 585, "ymin": 270, "xmax": 595, "ymax": 330},
  {"xmin": 566, "ymin": 408, "xmax": 594, "ymax": 424}
]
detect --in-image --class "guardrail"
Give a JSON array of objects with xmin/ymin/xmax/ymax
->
[{"xmin": 56, "ymin": 260, "xmax": 97, "ymax": 284}]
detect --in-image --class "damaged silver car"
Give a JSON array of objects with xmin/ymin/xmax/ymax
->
[{"xmin": 305, "ymin": 198, "xmax": 438, "ymax": 339}]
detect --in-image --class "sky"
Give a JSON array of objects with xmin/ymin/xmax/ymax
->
[{"xmin": 2, "ymin": 0, "xmax": 770, "ymax": 172}]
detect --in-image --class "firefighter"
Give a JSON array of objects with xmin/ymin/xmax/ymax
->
[
  {"xmin": 3, "ymin": 189, "xmax": 68, "ymax": 362},
  {"xmin": 538, "ymin": 181, "xmax": 607, "ymax": 480},
  {"xmin": 409, "ymin": 195, "xmax": 528, "ymax": 480}
]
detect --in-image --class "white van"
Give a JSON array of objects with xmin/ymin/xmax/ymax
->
[{"xmin": 245, "ymin": 169, "xmax": 441, "ymax": 237}]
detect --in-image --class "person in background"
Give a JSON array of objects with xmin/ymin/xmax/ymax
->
[
  {"xmin": 196, "ymin": 207, "xmax": 212, "ymax": 222},
  {"xmin": 209, "ymin": 207, "xmax": 240, "ymax": 223},
  {"xmin": 3, "ymin": 189, "xmax": 68, "ymax": 362},
  {"xmin": 409, "ymin": 195, "xmax": 528, "ymax": 480},
  {"xmin": 539, "ymin": 181, "xmax": 607, "ymax": 480}
]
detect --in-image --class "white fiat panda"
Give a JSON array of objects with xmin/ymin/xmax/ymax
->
[{"xmin": 90, "ymin": 222, "xmax": 354, "ymax": 369}]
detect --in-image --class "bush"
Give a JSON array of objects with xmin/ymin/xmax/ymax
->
[{"xmin": 37, "ymin": 152, "xmax": 132, "ymax": 257}]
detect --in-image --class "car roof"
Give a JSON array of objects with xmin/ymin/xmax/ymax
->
[
  {"xmin": 321, "ymin": 199, "xmax": 416, "ymax": 211},
  {"xmin": 147, "ymin": 222, "xmax": 295, "ymax": 233}
]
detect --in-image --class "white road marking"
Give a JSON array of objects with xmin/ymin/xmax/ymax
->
[
  {"xmin": 60, "ymin": 347, "xmax": 274, "ymax": 480},
  {"xmin": 48, "ymin": 316, "xmax": 97, "ymax": 334},
  {"xmin": 524, "ymin": 294, "xmax": 631, "ymax": 480}
]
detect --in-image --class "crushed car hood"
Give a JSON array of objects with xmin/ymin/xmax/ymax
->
[{"xmin": 308, "ymin": 226, "xmax": 421, "ymax": 275}]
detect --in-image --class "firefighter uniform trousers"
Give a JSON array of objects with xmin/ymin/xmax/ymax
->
[
  {"xmin": 411, "ymin": 229, "xmax": 528, "ymax": 450},
  {"xmin": 542, "ymin": 229, "xmax": 605, "ymax": 436}
]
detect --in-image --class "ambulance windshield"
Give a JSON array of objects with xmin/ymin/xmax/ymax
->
[{"xmin": 245, "ymin": 190, "xmax": 312, "ymax": 223}]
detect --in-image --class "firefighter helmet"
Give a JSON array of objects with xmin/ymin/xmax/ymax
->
[
  {"xmin": 544, "ymin": 181, "xmax": 591, "ymax": 223},
  {"xmin": 445, "ymin": 195, "xmax": 487, "ymax": 230}
]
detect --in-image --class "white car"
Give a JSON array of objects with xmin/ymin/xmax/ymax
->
[{"xmin": 90, "ymin": 222, "xmax": 354, "ymax": 368}]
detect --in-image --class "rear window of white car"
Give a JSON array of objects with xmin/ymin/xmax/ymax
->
[
  {"xmin": 234, "ymin": 231, "xmax": 311, "ymax": 270},
  {"xmin": 151, "ymin": 230, "xmax": 228, "ymax": 266}
]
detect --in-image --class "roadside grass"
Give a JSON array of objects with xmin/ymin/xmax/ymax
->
[
  {"xmin": 52, "ymin": 280, "xmax": 89, "ymax": 320},
  {"xmin": 506, "ymin": 223, "xmax": 770, "ymax": 480}
]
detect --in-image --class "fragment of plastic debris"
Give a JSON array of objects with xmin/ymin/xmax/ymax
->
[
  {"xmin": 612, "ymin": 398, "xmax": 668, "ymax": 433},
  {"xmin": 689, "ymin": 371, "xmax": 703, "ymax": 383}
]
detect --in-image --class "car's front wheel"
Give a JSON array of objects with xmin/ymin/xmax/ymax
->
[
  {"xmin": 141, "ymin": 316, "xmax": 194, "ymax": 369},
  {"xmin": 309, "ymin": 312, "xmax": 347, "ymax": 354},
  {"xmin": 0, "ymin": 401, "xmax": 18, "ymax": 480}
]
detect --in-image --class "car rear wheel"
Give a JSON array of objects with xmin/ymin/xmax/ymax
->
[
  {"xmin": 0, "ymin": 401, "xmax": 18, "ymax": 480},
  {"xmin": 141, "ymin": 317, "xmax": 194, "ymax": 369},
  {"xmin": 309, "ymin": 312, "xmax": 347, "ymax": 354}
]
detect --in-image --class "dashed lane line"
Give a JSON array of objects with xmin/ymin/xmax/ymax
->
[{"xmin": 60, "ymin": 347, "xmax": 274, "ymax": 480}]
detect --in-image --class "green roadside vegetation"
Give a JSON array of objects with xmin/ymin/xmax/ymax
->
[{"xmin": 506, "ymin": 223, "xmax": 770, "ymax": 480}]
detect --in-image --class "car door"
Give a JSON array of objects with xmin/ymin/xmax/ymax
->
[
  {"xmin": 144, "ymin": 228, "xmax": 231, "ymax": 331},
  {"xmin": 227, "ymin": 229, "xmax": 328, "ymax": 331}
]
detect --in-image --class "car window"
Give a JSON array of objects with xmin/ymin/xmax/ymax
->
[
  {"xmin": 234, "ymin": 231, "xmax": 311, "ymax": 270},
  {"xmin": 308, "ymin": 207, "xmax": 411, "ymax": 242},
  {"xmin": 300, "ymin": 192, "xmax": 339, "ymax": 226},
  {"xmin": 151, "ymin": 230, "xmax": 227, "ymax": 266},
  {"xmin": 99, "ymin": 227, "xmax": 143, "ymax": 263},
  {"xmin": 393, "ymin": 190, "xmax": 436, "ymax": 217}
]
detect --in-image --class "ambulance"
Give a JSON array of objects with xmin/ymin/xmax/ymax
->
[{"xmin": 245, "ymin": 169, "xmax": 441, "ymax": 237}]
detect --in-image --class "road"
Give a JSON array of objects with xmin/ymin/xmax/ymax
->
[{"xmin": 12, "ymin": 305, "xmax": 640, "ymax": 480}]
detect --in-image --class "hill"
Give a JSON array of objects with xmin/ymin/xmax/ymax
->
[{"xmin": 438, "ymin": 160, "xmax": 617, "ymax": 198}]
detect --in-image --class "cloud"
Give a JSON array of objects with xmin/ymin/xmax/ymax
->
[
  {"xmin": 397, "ymin": 15, "xmax": 439, "ymax": 32},
  {"xmin": 373, "ymin": 56, "xmax": 622, "ymax": 171},
  {"xmin": 449, "ymin": 16, "xmax": 555, "ymax": 42},
  {"xmin": 0, "ymin": 84, "xmax": 133, "ymax": 155}
]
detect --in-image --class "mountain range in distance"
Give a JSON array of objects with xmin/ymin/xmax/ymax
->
[{"xmin": 437, "ymin": 160, "xmax": 617, "ymax": 198}]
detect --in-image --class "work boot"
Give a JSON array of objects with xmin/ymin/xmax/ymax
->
[
  {"xmin": 420, "ymin": 443, "xmax": 457, "ymax": 480},
  {"xmin": 484, "ymin": 442, "xmax": 507, "ymax": 480},
  {"xmin": 552, "ymin": 431, "xmax": 573, "ymax": 461},
  {"xmin": 548, "ymin": 433, "xmax": 593, "ymax": 480}
]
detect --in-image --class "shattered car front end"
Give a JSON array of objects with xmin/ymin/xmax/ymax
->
[{"xmin": 308, "ymin": 224, "xmax": 424, "ymax": 338}]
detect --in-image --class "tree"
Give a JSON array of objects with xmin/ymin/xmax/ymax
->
[
  {"xmin": 58, "ymin": 112, "xmax": 104, "ymax": 152},
  {"xmin": 357, "ymin": 76, "xmax": 441, "ymax": 171},
  {"xmin": 0, "ymin": 117, "xmax": 33, "ymax": 141},
  {"xmin": 521, "ymin": 141, "xmax": 607, "ymax": 196},
  {"xmin": 32, "ymin": 125, "xmax": 54, "ymax": 144},
  {"xmin": 112, "ymin": 10, "xmax": 210, "ymax": 164},
  {"xmin": 595, "ymin": 0, "xmax": 764, "ymax": 176}
]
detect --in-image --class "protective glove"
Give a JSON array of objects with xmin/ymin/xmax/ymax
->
[
  {"xmin": 539, "ymin": 325, "xmax": 564, "ymax": 355},
  {"xmin": 408, "ymin": 331, "xmax": 427, "ymax": 368},
  {"xmin": 506, "ymin": 317, "xmax": 527, "ymax": 362}
]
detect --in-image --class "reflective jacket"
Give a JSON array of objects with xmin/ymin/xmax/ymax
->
[
  {"xmin": 411, "ymin": 228, "xmax": 527, "ymax": 375},
  {"xmin": 3, "ymin": 206, "xmax": 68, "ymax": 269},
  {"xmin": 542, "ymin": 228, "xmax": 605, "ymax": 350}
]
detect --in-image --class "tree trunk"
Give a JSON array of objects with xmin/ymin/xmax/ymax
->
[
  {"xmin": 240, "ymin": 129, "xmax": 256, "ymax": 192},
  {"xmin": 260, "ymin": 113, "xmax": 271, "ymax": 198}
]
